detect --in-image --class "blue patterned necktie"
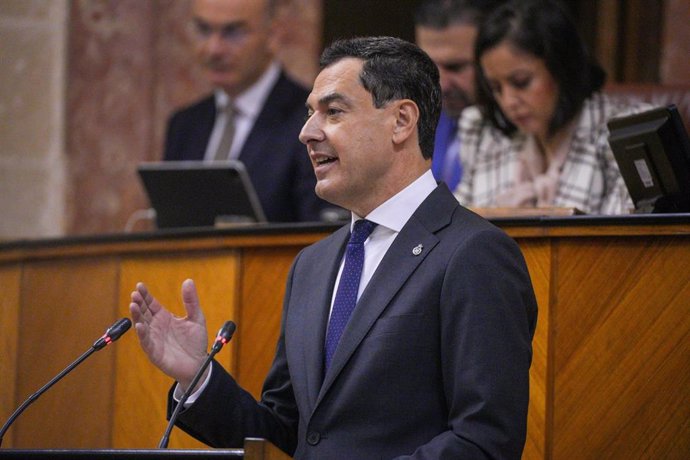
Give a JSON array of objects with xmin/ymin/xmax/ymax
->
[{"xmin": 324, "ymin": 219, "xmax": 378, "ymax": 371}]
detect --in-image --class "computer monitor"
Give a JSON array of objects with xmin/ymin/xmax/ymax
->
[
  {"xmin": 137, "ymin": 161, "xmax": 267, "ymax": 228},
  {"xmin": 607, "ymin": 104, "xmax": 690, "ymax": 213}
]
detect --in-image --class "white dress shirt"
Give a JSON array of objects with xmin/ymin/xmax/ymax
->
[{"xmin": 331, "ymin": 170, "xmax": 438, "ymax": 310}]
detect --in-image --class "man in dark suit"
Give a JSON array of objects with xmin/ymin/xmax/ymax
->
[
  {"xmin": 164, "ymin": 0, "xmax": 329, "ymax": 222},
  {"xmin": 415, "ymin": 0, "xmax": 504, "ymax": 191},
  {"xmin": 131, "ymin": 36, "xmax": 537, "ymax": 459}
]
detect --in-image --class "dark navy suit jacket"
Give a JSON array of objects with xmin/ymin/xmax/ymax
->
[
  {"xmin": 170, "ymin": 184, "xmax": 538, "ymax": 459},
  {"xmin": 163, "ymin": 73, "xmax": 330, "ymax": 222}
]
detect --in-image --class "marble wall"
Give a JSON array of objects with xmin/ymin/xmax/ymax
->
[{"xmin": 0, "ymin": 0, "xmax": 68, "ymax": 239}]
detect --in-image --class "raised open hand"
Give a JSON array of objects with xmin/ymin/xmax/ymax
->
[{"xmin": 129, "ymin": 279, "xmax": 210, "ymax": 389}]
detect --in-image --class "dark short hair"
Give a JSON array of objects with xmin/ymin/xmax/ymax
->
[
  {"xmin": 414, "ymin": 0, "xmax": 504, "ymax": 29},
  {"xmin": 474, "ymin": 0, "xmax": 606, "ymax": 136},
  {"xmin": 320, "ymin": 36, "xmax": 441, "ymax": 159}
]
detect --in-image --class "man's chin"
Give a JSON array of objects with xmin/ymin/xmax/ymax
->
[
  {"xmin": 315, "ymin": 181, "xmax": 340, "ymax": 206},
  {"xmin": 206, "ymin": 73, "xmax": 237, "ymax": 91}
]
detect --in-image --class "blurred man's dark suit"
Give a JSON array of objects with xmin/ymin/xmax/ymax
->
[{"xmin": 163, "ymin": 72, "xmax": 329, "ymax": 222}]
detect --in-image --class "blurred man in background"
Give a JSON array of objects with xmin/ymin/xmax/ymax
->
[
  {"xmin": 415, "ymin": 0, "xmax": 502, "ymax": 190},
  {"xmin": 163, "ymin": 0, "xmax": 330, "ymax": 222}
]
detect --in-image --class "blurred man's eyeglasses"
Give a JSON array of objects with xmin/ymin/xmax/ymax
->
[{"xmin": 193, "ymin": 19, "xmax": 248, "ymax": 44}]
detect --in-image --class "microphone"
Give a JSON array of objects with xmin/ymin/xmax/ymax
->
[
  {"xmin": 93, "ymin": 317, "xmax": 133, "ymax": 349},
  {"xmin": 0, "ymin": 317, "xmax": 132, "ymax": 447},
  {"xmin": 158, "ymin": 320, "xmax": 236, "ymax": 449}
]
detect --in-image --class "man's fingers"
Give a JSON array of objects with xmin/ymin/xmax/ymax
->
[
  {"xmin": 130, "ymin": 301, "xmax": 142, "ymax": 321},
  {"xmin": 132, "ymin": 282, "xmax": 165, "ymax": 320},
  {"xmin": 181, "ymin": 279, "xmax": 205, "ymax": 324}
]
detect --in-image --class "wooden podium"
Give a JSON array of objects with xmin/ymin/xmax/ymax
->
[
  {"xmin": 1, "ymin": 216, "xmax": 689, "ymax": 459},
  {"xmin": 0, "ymin": 438, "xmax": 288, "ymax": 459}
]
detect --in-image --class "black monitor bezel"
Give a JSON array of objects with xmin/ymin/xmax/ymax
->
[{"xmin": 607, "ymin": 104, "xmax": 690, "ymax": 213}]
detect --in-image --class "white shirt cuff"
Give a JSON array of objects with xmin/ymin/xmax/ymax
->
[{"xmin": 172, "ymin": 362, "xmax": 213, "ymax": 407}]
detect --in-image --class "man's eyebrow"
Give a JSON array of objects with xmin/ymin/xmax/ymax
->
[
  {"xmin": 305, "ymin": 92, "xmax": 350, "ymax": 110},
  {"xmin": 193, "ymin": 16, "xmax": 245, "ymax": 29}
]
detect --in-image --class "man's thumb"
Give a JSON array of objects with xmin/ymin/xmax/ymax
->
[{"xmin": 181, "ymin": 278, "xmax": 204, "ymax": 323}]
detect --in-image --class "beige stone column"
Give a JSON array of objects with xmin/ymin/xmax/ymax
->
[{"xmin": 0, "ymin": 0, "xmax": 68, "ymax": 239}]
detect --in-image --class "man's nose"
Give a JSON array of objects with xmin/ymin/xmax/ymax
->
[
  {"xmin": 205, "ymin": 32, "xmax": 226, "ymax": 54},
  {"xmin": 299, "ymin": 114, "xmax": 323, "ymax": 145}
]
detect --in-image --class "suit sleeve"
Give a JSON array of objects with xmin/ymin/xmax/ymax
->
[{"xmin": 399, "ymin": 227, "xmax": 537, "ymax": 460}]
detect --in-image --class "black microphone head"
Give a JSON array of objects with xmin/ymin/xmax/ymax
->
[
  {"xmin": 93, "ymin": 318, "xmax": 132, "ymax": 350},
  {"xmin": 218, "ymin": 320, "xmax": 237, "ymax": 341},
  {"xmin": 107, "ymin": 318, "xmax": 132, "ymax": 341},
  {"xmin": 211, "ymin": 320, "xmax": 236, "ymax": 353}
]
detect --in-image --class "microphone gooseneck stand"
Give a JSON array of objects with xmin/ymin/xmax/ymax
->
[{"xmin": 0, "ymin": 318, "xmax": 132, "ymax": 447}]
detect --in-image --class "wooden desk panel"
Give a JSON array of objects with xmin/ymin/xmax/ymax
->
[
  {"xmin": 237, "ymin": 247, "xmax": 303, "ymax": 399},
  {"xmin": 550, "ymin": 236, "xmax": 690, "ymax": 459},
  {"xmin": 0, "ymin": 266, "xmax": 21, "ymax": 447},
  {"xmin": 516, "ymin": 240, "xmax": 552, "ymax": 460},
  {"xmin": 115, "ymin": 252, "xmax": 241, "ymax": 449},
  {"xmin": 12, "ymin": 258, "xmax": 119, "ymax": 448},
  {"xmin": 1, "ymin": 219, "xmax": 688, "ymax": 458}
]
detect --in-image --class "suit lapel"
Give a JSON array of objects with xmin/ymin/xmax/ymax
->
[
  {"xmin": 316, "ymin": 185, "xmax": 457, "ymax": 404},
  {"xmin": 194, "ymin": 97, "xmax": 216, "ymax": 160},
  {"xmin": 238, "ymin": 73, "xmax": 306, "ymax": 167},
  {"xmin": 296, "ymin": 226, "xmax": 349, "ymax": 410}
]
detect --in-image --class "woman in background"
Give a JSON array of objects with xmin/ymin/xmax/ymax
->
[{"xmin": 455, "ymin": 0, "xmax": 649, "ymax": 214}]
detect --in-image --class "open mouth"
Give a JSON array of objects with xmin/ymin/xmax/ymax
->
[
  {"xmin": 311, "ymin": 151, "xmax": 338, "ymax": 168},
  {"xmin": 316, "ymin": 157, "xmax": 337, "ymax": 166}
]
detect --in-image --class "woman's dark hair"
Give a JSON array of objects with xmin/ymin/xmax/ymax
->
[
  {"xmin": 320, "ymin": 36, "xmax": 442, "ymax": 159},
  {"xmin": 474, "ymin": 0, "xmax": 606, "ymax": 136}
]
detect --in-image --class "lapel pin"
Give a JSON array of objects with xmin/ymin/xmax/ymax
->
[{"xmin": 412, "ymin": 244, "xmax": 423, "ymax": 256}]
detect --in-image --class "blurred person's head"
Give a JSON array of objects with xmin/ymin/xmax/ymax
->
[
  {"xmin": 192, "ymin": 0, "xmax": 277, "ymax": 97},
  {"xmin": 474, "ymin": 0, "xmax": 605, "ymax": 140},
  {"xmin": 415, "ymin": 0, "xmax": 503, "ymax": 118}
]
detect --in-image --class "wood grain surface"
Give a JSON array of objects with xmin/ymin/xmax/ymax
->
[{"xmin": 1, "ymin": 222, "xmax": 688, "ymax": 458}]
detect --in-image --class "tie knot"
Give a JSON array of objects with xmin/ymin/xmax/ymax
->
[
  {"xmin": 222, "ymin": 102, "xmax": 236, "ymax": 117},
  {"xmin": 349, "ymin": 219, "xmax": 377, "ymax": 245}
]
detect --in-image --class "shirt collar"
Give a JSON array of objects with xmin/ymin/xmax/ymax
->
[
  {"xmin": 214, "ymin": 61, "xmax": 281, "ymax": 118},
  {"xmin": 351, "ymin": 170, "xmax": 437, "ymax": 233}
]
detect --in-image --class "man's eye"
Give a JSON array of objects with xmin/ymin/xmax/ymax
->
[
  {"xmin": 442, "ymin": 62, "xmax": 469, "ymax": 73},
  {"xmin": 220, "ymin": 26, "xmax": 246, "ymax": 42},
  {"xmin": 194, "ymin": 21, "xmax": 212, "ymax": 37},
  {"xmin": 327, "ymin": 108, "xmax": 342, "ymax": 116}
]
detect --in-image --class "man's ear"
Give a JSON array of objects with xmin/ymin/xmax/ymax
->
[{"xmin": 392, "ymin": 100, "xmax": 420, "ymax": 146}]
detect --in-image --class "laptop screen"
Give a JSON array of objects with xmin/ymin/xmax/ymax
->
[{"xmin": 137, "ymin": 160, "xmax": 267, "ymax": 228}]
